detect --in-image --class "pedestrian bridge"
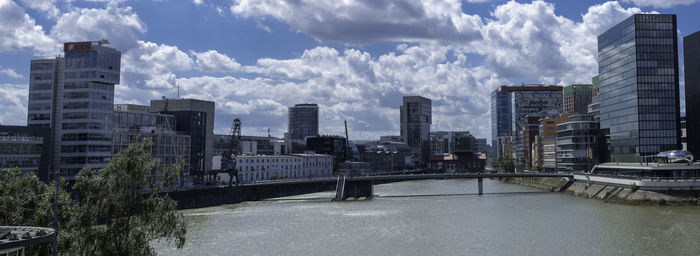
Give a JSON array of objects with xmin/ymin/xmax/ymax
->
[{"xmin": 333, "ymin": 173, "xmax": 573, "ymax": 201}]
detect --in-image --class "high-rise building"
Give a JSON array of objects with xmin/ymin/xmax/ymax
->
[
  {"xmin": 150, "ymin": 98, "xmax": 215, "ymax": 181},
  {"xmin": 683, "ymin": 30, "xmax": 700, "ymax": 156},
  {"xmin": 490, "ymin": 85, "xmax": 563, "ymax": 164},
  {"xmin": 287, "ymin": 103, "xmax": 319, "ymax": 153},
  {"xmin": 27, "ymin": 41, "xmax": 121, "ymax": 179},
  {"xmin": 598, "ymin": 14, "xmax": 681, "ymax": 162},
  {"xmin": 400, "ymin": 96, "xmax": 431, "ymax": 166},
  {"xmin": 563, "ymin": 84, "xmax": 593, "ymax": 114}
]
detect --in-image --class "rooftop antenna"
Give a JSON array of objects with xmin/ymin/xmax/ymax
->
[{"xmin": 177, "ymin": 82, "xmax": 180, "ymax": 99}]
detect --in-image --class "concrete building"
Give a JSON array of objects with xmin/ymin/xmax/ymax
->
[
  {"xmin": 491, "ymin": 85, "xmax": 563, "ymax": 165},
  {"xmin": 235, "ymin": 154, "xmax": 332, "ymax": 182},
  {"xmin": 430, "ymin": 131, "xmax": 476, "ymax": 155},
  {"xmin": 287, "ymin": 103, "xmax": 319, "ymax": 153},
  {"xmin": 683, "ymin": 30, "xmax": 700, "ymax": 156},
  {"xmin": 598, "ymin": 14, "xmax": 681, "ymax": 162},
  {"xmin": 0, "ymin": 125, "xmax": 52, "ymax": 182},
  {"xmin": 429, "ymin": 153, "xmax": 486, "ymax": 173},
  {"xmin": 400, "ymin": 96, "xmax": 432, "ymax": 166},
  {"xmin": 112, "ymin": 104, "xmax": 191, "ymax": 179},
  {"xmin": 563, "ymin": 84, "xmax": 593, "ymax": 114},
  {"xmin": 27, "ymin": 41, "xmax": 121, "ymax": 179},
  {"xmin": 532, "ymin": 114, "xmax": 571, "ymax": 172},
  {"xmin": 556, "ymin": 115, "xmax": 600, "ymax": 172},
  {"xmin": 363, "ymin": 141, "xmax": 412, "ymax": 174},
  {"xmin": 150, "ymin": 98, "xmax": 215, "ymax": 181}
]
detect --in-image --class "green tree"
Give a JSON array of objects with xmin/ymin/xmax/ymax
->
[
  {"xmin": 69, "ymin": 140, "xmax": 187, "ymax": 256},
  {"xmin": 497, "ymin": 156, "xmax": 515, "ymax": 173},
  {"xmin": 0, "ymin": 168, "xmax": 73, "ymax": 255}
]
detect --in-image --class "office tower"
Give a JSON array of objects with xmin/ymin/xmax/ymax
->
[
  {"xmin": 150, "ymin": 98, "xmax": 215, "ymax": 181},
  {"xmin": 490, "ymin": 85, "xmax": 563, "ymax": 164},
  {"xmin": 112, "ymin": 104, "xmax": 191, "ymax": 178},
  {"xmin": 598, "ymin": 14, "xmax": 681, "ymax": 162},
  {"xmin": 287, "ymin": 103, "xmax": 319, "ymax": 153},
  {"xmin": 563, "ymin": 84, "xmax": 593, "ymax": 114},
  {"xmin": 400, "ymin": 96, "xmax": 431, "ymax": 166},
  {"xmin": 684, "ymin": 30, "xmax": 700, "ymax": 156},
  {"xmin": 27, "ymin": 41, "xmax": 121, "ymax": 179}
]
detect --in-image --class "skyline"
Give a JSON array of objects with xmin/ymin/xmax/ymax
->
[{"xmin": 1, "ymin": 0, "xmax": 700, "ymax": 141}]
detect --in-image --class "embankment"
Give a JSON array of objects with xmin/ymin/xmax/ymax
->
[{"xmin": 500, "ymin": 177, "xmax": 700, "ymax": 206}]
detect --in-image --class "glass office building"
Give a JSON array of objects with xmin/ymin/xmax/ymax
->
[
  {"xmin": 684, "ymin": 30, "xmax": 700, "ymax": 156},
  {"xmin": 598, "ymin": 14, "xmax": 681, "ymax": 162},
  {"xmin": 27, "ymin": 41, "xmax": 121, "ymax": 179}
]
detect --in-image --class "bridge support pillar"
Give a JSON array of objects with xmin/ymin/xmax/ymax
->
[{"xmin": 478, "ymin": 177, "xmax": 483, "ymax": 195}]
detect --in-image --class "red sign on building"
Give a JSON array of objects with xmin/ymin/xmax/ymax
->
[{"xmin": 64, "ymin": 41, "xmax": 92, "ymax": 52}]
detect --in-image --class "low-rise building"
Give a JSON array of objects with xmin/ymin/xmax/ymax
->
[
  {"xmin": 234, "ymin": 154, "xmax": 332, "ymax": 182},
  {"xmin": 556, "ymin": 114, "xmax": 599, "ymax": 172},
  {"xmin": 0, "ymin": 125, "xmax": 51, "ymax": 182}
]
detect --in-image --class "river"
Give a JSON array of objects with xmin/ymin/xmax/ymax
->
[{"xmin": 154, "ymin": 178, "xmax": 700, "ymax": 255}]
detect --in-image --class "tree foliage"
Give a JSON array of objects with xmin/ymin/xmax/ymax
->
[
  {"xmin": 0, "ymin": 168, "xmax": 73, "ymax": 255},
  {"xmin": 68, "ymin": 139, "xmax": 187, "ymax": 256}
]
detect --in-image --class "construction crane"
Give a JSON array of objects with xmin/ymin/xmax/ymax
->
[{"xmin": 220, "ymin": 118, "xmax": 241, "ymax": 186}]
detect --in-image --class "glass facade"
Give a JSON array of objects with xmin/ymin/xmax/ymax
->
[
  {"xmin": 27, "ymin": 42, "xmax": 121, "ymax": 179},
  {"xmin": 683, "ymin": 30, "xmax": 700, "ymax": 156},
  {"xmin": 288, "ymin": 104, "xmax": 319, "ymax": 141},
  {"xmin": 400, "ymin": 96, "xmax": 431, "ymax": 165},
  {"xmin": 112, "ymin": 107, "xmax": 191, "ymax": 177},
  {"xmin": 598, "ymin": 14, "xmax": 680, "ymax": 162}
]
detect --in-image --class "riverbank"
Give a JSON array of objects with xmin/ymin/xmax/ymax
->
[{"xmin": 500, "ymin": 176, "xmax": 700, "ymax": 206}]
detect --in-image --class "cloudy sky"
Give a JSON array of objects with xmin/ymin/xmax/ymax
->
[{"xmin": 1, "ymin": 0, "xmax": 699, "ymax": 142}]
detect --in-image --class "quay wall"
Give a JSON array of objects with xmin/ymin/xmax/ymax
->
[
  {"xmin": 500, "ymin": 176, "xmax": 700, "ymax": 206},
  {"xmin": 168, "ymin": 181, "xmax": 337, "ymax": 210}
]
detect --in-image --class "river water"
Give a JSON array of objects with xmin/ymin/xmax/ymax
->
[{"xmin": 154, "ymin": 179, "xmax": 700, "ymax": 255}]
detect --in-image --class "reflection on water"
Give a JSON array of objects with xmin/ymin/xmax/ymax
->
[{"xmin": 154, "ymin": 179, "xmax": 700, "ymax": 256}]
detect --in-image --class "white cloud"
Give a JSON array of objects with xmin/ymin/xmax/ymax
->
[
  {"xmin": 18, "ymin": 0, "xmax": 60, "ymax": 18},
  {"xmin": 0, "ymin": 66, "xmax": 23, "ymax": 79},
  {"xmin": 465, "ymin": 0, "xmax": 641, "ymax": 85},
  {"xmin": 50, "ymin": 2, "xmax": 146, "ymax": 51},
  {"xmin": 0, "ymin": 0, "xmax": 57, "ymax": 55},
  {"xmin": 120, "ymin": 40, "xmax": 194, "ymax": 91},
  {"xmin": 623, "ymin": 0, "xmax": 699, "ymax": 8},
  {"xmin": 230, "ymin": 0, "xmax": 484, "ymax": 44},
  {"xmin": 191, "ymin": 50, "xmax": 241, "ymax": 73},
  {"xmin": 0, "ymin": 83, "xmax": 28, "ymax": 126},
  {"xmin": 193, "ymin": 0, "xmax": 203, "ymax": 5},
  {"xmin": 149, "ymin": 45, "xmax": 507, "ymax": 139}
]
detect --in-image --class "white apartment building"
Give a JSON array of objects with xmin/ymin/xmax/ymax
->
[{"xmin": 232, "ymin": 153, "xmax": 332, "ymax": 182}]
